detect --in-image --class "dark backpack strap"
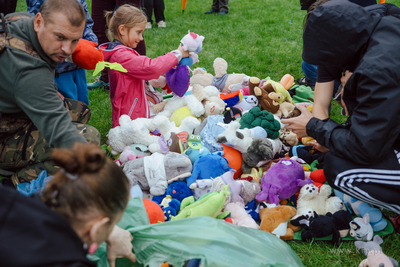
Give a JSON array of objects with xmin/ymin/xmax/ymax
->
[{"xmin": 0, "ymin": 13, "xmax": 40, "ymax": 59}]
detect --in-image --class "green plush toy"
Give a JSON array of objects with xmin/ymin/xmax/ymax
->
[
  {"xmin": 290, "ymin": 85, "xmax": 315, "ymax": 104},
  {"xmin": 171, "ymin": 185, "xmax": 231, "ymax": 220},
  {"xmin": 263, "ymin": 77, "xmax": 292, "ymax": 104},
  {"xmin": 239, "ymin": 107, "xmax": 281, "ymax": 139}
]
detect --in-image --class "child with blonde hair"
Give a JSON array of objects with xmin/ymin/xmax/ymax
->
[{"xmin": 100, "ymin": 4, "xmax": 189, "ymax": 127}]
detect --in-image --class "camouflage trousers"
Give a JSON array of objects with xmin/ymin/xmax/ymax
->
[{"xmin": 0, "ymin": 98, "xmax": 100, "ymax": 186}]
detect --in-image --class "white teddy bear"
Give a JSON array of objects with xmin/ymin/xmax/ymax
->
[
  {"xmin": 107, "ymin": 115, "xmax": 160, "ymax": 155},
  {"xmin": 152, "ymin": 115, "xmax": 200, "ymax": 140},
  {"xmin": 295, "ymin": 184, "xmax": 346, "ymax": 218}
]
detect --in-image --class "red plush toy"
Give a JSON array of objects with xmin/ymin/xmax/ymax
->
[{"xmin": 71, "ymin": 39, "xmax": 104, "ymax": 70}]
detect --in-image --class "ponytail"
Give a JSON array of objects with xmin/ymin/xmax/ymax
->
[{"xmin": 42, "ymin": 143, "xmax": 129, "ymax": 223}]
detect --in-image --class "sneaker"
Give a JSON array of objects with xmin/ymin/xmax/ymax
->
[
  {"xmin": 204, "ymin": 9, "xmax": 218, "ymax": 14},
  {"xmin": 157, "ymin": 20, "xmax": 166, "ymax": 28},
  {"xmin": 146, "ymin": 22, "xmax": 152, "ymax": 29},
  {"xmin": 389, "ymin": 214, "xmax": 400, "ymax": 235},
  {"xmin": 87, "ymin": 76, "xmax": 109, "ymax": 90},
  {"xmin": 218, "ymin": 11, "xmax": 228, "ymax": 15}
]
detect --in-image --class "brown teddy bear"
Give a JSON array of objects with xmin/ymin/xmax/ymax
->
[
  {"xmin": 259, "ymin": 205, "xmax": 302, "ymax": 240},
  {"xmin": 249, "ymin": 77, "xmax": 282, "ymax": 113}
]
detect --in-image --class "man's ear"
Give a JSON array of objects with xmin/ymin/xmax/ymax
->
[
  {"xmin": 89, "ymin": 216, "xmax": 110, "ymax": 242},
  {"xmin": 33, "ymin": 13, "xmax": 44, "ymax": 33}
]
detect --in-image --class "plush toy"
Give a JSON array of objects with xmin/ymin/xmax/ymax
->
[
  {"xmin": 334, "ymin": 190, "xmax": 387, "ymax": 232},
  {"xmin": 239, "ymin": 107, "xmax": 281, "ymax": 139},
  {"xmin": 275, "ymin": 101, "xmax": 297, "ymax": 119},
  {"xmin": 289, "ymin": 145, "xmax": 322, "ymax": 165},
  {"xmin": 260, "ymin": 77, "xmax": 292, "ymax": 103},
  {"xmin": 299, "ymin": 211, "xmax": 342, "ymax": 244},
  {"xmin": 107, "ymin": 115, "xmax": 160, "ymax": 154},
  {"xmin": 152, "ymin": 114, "xmax": 200, "ymax": 141},
  {"xmin": 355, "ymin": 236, "xmax": 399, "ymax": 266},
  {"xmin": 142, "ymin": 198, "xmax": 165, "ymax": 224},
  {"xmin": 123, "ymin": 152, "xmax": 192, "ymax": 196},
  {"xmin": 130, "ymin": 143, "xmax": 151, "ymax": 157},
  {"xmin": 198, "ymin": 115, "xmax": 226, "ymax": 153},
  {"xmin": 259, "ymin": 205, "xmax": 302, "ymax": 240},
  {"xmin": 171, "ymin": 185, "xmax": 231, "ymax": 220},
  {"xmin": 289, "ymin": 85, "xmax": 315, "ymax": 104},
  {"xmin": 152, "ymin": 93, "xmax": 205, "ymax": 119},
  {"xmin": 223, "ymin": 107, "xmax": 242, "ymax": 123},
  {"xmin": 221, "ymin": 144, "xmax": 243, "ymax": 179},
  {"xmin": 192, "ymin": 84, "xmax": 227, "ymax": 121},
  {"xmin": 241, "ymin": 137, "xmax": 280, "ymax": 174},
  {"xmin": 279, "ymin": 128, "xmax": 298, "ymax": 149},
  {"xmin": 350, "ymin": 213, "xmax": 374, "ymax": 241},
  {"xmin": 149, "ymin": 75, "xmax": 168, "ymax": 90},
  {"xmin": 248, "ymin": 77, "xmax": 282, "ymax": 113},
  {"xmin": 190, "ymin": 58, "xmax": 247, "ymax": 93},
  {"xmin": 256, "ymin": 157, "xmax": 313, "ymax": 204},
  {"xmin": 229, "ymin": 75, "xmax": 250, "ymax": 94},
  {"xmin": 331, "ymin": 209, "xmax": 354, "ymax": 238},
  {"xmin": 71, "ymin": 39, "xmax": 104, "ymax": 70},
  {"xmin": 279, "ymin": 74, "xmax": 294, "ymax": 90},
  {"xmin": 224, "ymin": 202, "xmax": 260, "ymax": 229},
  {"xmin": 215, "ymin": 121, "xmax": 253, "ymax": 153},
  {"xmin": 180, "ymin": 30, "xmax": 204, "ymax": 53},
  {"xmin": 295, "ymin": 184, "xmax": 346, "ymax": 218},
  {"xmin": 185, "ymin": 153, "xmax": 231, "ymax": 187},
  {"xmin": 233, "ymin": 95, "xmax": 258, "ymax": 112},
  {"xmin": 236, "ymin": 179, "xmax": 261, "ymax": 204},
  {"xmin": 220, "ymin": 90, "xmax": 243, "ymax": 108},
  {"xmin": 358, "ymin": 250, "xmax": 398, "ymax": 267},
  {"xmin": 114, "ymin": 146, "xmax": 143, "ymax": 166}
]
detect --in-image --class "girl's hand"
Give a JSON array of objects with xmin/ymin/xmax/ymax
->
[
  {"xmin": 178, "ymin": 45, "xmax": 190, "ymax": 58},
  {"xmin": 106, "ymin": 225, "xmax": 136, "ymax": 267},
  {"xmin": 307, "ymin": 141, "xmax": 329, "ymax": 153},
  {"xmin": 281, "ymin": 104, "xmax": 313, "ymax": 138}
]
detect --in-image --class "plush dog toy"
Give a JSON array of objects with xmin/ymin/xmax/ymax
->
[
  {"xmin": 259, "ymin": 205, "xmax": 302, "ymax": 240},
  {"xmin": 358, "ymin": 250, "xmax": 398, "ymax": 267},
  {"xmin": 350, "ymin": 213, "xmax": 374, "ymax": 241},
  {"xmin": 355, "ymin": 236, "xmax": 399, "ymax": 266}
]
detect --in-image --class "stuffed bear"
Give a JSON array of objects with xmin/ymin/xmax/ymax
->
[
  {"xmin": 299, "ymin": 211, "xmax": 342, "ymax": 244},
  {"xmin": 152, "ymin": 114, "xmax": 200, "ymax": 141},
  {"xmin": 256, "ymin": 157, "xmax": 313, "ymax": 205},
  {"xmin": 248, "ymin": 77, "xmax": 282, "ymax": 113},
  {"xmin": 295, "ymin": 184, "xmax": 346, "ymax": 218},
  {"xmin": 123, "ymin": 152, "xmax": 192, "ymax": 196},
  {"xmin": 192, "ymin": 84, "xmax": 226, "ymax": 121},
  {"xmin": 259, "ymin": 205, "xmax": 302, "ymax": 240},
  {"xmin": 107, "ymin": 115, "xmax": 160, "ymax": 154},
  {"xmin": 279, "ymin": 128, "xmax": 298, "ymax": 149}
]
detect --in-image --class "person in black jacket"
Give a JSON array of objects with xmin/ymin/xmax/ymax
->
[
  {"xmin": 0, "ymin": 143, "xmax": 136, "ymax": 267},
  {"xmin": 282, "ymin": 0, "xmax": 400, "ymax": 218}
]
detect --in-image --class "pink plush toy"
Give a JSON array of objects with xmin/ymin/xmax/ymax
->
[
  {"xmin": 255, "ymin": 157, "xmax": 313, "ymax": 205},
  {"xmin": 114, "ymin": 146, "xmax": 143, "ymax": 167},
  {"xmin": 358, "ymin": 250, "xmax": 397, "ymax": 267},
  {"xmin": 224, "ymin": 202, "xmax": 260, "ymax": 230}
]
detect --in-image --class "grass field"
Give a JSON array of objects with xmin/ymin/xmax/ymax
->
[{"xmin": 14, "ymin": 0, "xmax": 400, "ymax": 266}]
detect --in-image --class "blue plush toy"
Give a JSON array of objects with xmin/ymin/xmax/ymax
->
[
  {"xmin": 185, "ymin": 153, "xmax": 232, "ymax": 187},
  {"xmin": 334, "ymin": 190, "xmax": 387, "ymax": 232},
  {"xmin": 152, "ymin": 181, "xmax": 193, "ymax": 221}
]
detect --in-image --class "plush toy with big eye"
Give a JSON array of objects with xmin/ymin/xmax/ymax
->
[{"xmin": 188, "ymin": 134, "xmax": 201, "ymax": 149}]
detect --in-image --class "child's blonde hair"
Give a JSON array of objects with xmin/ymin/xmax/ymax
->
[{"xmin": 105, "ymin": 4, "xmax": 147, "ymax": 42}]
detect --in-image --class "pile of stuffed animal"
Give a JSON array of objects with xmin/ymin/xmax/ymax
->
[{"xmin": 105, "ymin": 52, "xmax": 397, "ymax": 267}]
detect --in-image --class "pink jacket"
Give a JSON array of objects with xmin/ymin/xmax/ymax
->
[{"xmin": 100, "ymin": 42, "xmax": 179, "ymax": 127}]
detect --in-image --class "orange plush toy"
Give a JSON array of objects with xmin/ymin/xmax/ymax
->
[
  {"xmin": 71, "ymin": 39, "xmax": 104, "ymax": 70},
  {"xmin": 142, "ymin": 198, "xmax": 165, "ymax": 224}
]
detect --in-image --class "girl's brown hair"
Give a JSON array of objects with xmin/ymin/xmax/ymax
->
[
  {"xmin": 105, "ymin": 4, "xmax": 147, "ymax": 42},
  {"xmin": 41, "ymin": 143, "xmax": 130, "ymax": 224},
  {"xmin": 303, "ymin": 0, "xmax": 331, "ymax": 29}
]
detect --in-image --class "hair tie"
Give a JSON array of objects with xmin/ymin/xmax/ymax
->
[{"xmin": 60, "ymin": 168, "xmax": 79, "ymax": 180}]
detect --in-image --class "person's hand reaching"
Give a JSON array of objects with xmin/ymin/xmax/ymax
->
[
  {"xmin": 281, "ymin": 104, "xmax": 313, "ymax": 138},
  {"xmin": 106, "ymin": 225, "xmax": 136, "ymax": 267}
]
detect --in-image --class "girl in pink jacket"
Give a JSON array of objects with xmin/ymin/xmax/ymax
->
[{"xmin": 100, "ymin": 4, "xmax": 189, "ymax": 127}]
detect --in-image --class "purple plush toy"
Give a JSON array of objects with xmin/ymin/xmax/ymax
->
[
  {"xmin": 255, "ymin": 157, "xmax": 312, "ymax": 205},
  {"xmin": 165, "ymin": 64, "xmax": 190, "ymax": 97}
]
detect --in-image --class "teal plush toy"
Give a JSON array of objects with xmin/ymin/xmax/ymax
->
[
  {"xmin": 334, "ymin": 190, "xmax": 387, "ymax": 232},
  {"xmin": 171, "ymin": 185, "xmax": 231, "ymax": 220}
]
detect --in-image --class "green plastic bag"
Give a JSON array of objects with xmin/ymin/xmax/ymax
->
[{"xmin": 90, "ymin": 198, "xmax": 304, "ymax": 267}]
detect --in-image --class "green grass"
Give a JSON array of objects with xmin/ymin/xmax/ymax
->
[{"xmin": 15, "ymin": 0, "xmax": 400, "ymax": 266}]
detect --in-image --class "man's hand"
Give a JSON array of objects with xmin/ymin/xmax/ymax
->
[
  {"xmin": 307, "ymin": 141, "xmax": 329, "ymax": 153},
  {"xmin": 281, "ymin": 104, "xmax": 313, "ymax": 138},
  {"xmin": 106, "ymin": 225, "xmax": 136, "ymax": 267}
]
